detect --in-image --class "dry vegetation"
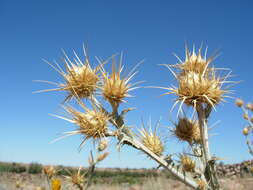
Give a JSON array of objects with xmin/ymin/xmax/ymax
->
[
  {"xmin": 1, "ymin": 172, "xmax": 253, "ymax": 190},
  {"xmin": 30, "ymin": 44, "xmax": 253, "ymax": 190}
]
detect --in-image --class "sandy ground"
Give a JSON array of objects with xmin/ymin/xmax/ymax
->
[{"xmin": 0, "ymin": 173, "xmax": 253, "ymax": 190}]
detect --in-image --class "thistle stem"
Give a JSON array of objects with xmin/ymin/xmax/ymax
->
[{"xmin": 196, "ymin": 104, "xmax": 221, "ymax": 190}]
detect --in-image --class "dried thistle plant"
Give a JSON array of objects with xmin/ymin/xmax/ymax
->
[
  {"xmin": 235, "ymin": 98, "xmax": 253, "ymax": 156},
  {"xmin": 39, "ymin": 45, "xmax": 234, "ymax": 190}
]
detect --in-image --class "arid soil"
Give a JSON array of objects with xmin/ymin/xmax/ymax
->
[{"xmin": 0, "ymin": 173, "xmax": 253, "ymax": 190}]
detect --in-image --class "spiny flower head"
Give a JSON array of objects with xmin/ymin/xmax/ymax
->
[
  {"xmin": 139, "ymin": 122, "xmax": 164, "ymax": 156},
  {"xmin": 38, "ymin": 47, "xmax": 101, "ymax": 101},
  {"xmin": 101, "ymin": 56, "xmax": 140, "ymax": 108},
  {"xmin": 180, "ymin": 154, "xmax": 195, "ymax": 172},
  {"xmin": 65, "ymin": 105, "xmax": 110, "ymax": 141},
  {"xmin": 171, "ymin": 70, "xmax": 226, "ymax": 107},
  {"xmin": 63, "ymin": 60, "xmax": 100, "ymax": 100},
  {"xmin": 162, "ymin": 46, "xmax": 231, "ymax": 108},
  {"xmin": 173, "ymin": 117, "xmax": 201, "ymax": 144}
]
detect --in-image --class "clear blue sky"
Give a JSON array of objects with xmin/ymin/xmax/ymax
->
[{"xmin": 1, "ymin": 0, "xmax": 253, "ymax": 168}]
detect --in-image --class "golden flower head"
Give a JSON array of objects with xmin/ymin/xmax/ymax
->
[
  {"xmin": 51, "ymin": 178, "xmax": 61, "ymax": 190},
  {"xmin": 64, "ymin": 105, "xmax": 110, "ymax": 142},
  {"xmin": 52, "ymin": 103, "xmax": 111, "ymax": 148},
  {"xmin": 180, "ymin": 154, "xmax": 195, "ymax": 172},
  {"xmin": 139, "ymin": 122, "xmax": 164, "ymax": 156},
  {"xmin": 101, "ymin": 56, "xmax": 140, "ymax": 108},
  {"xmin": 173, "ymin": 117, "xmax": 201, "ymax": 144},
  {"xmin": 37, "ymin": 47, "xmax": 101, "ymax": 101},
  {"xmin": 162, "ymin": 46, "xmax": 231, "ymax": 108},
  {"xmin": 43, "ymin": 166, "xmax": 57, "ymax": 179},
  {"xmin": 172, "ymin": 71, "xmax": 225, "ymax": 107}
]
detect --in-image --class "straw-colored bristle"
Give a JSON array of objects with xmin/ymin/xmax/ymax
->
[
  {"xmin": 140, "ymin": 128, "xmax": 164, "ymax": 156},
  {"xmin": 180, "ymin": 155, "xmax": 195, "ymax": 172},
  {"xmin": 66, "ymin": 106, "xmax": 110, "ymax": 140},
  {"xmin": 173, "ymin": 117, "xmax": 201, "ymax": 144}
]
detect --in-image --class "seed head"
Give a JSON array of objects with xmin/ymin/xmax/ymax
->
[
  {"xmin": 98, "ymin": 139, "xmax": 108, "ymax": 151},
  {"xmin": 172, "ymin": 71, "xmax": 225, "ymax": 106},
  {"xmin": 180, "ymin": 155, "xmax": 195, "ymax": 172},
  {"xmin": 242, "ymin": 128, "xmax": 249, "ymax": 136},
  {"xmin": 101, "ymin": 56, "xmax": 140, "ymax": 108},
  {"xmin": 162, "ymin": 46, "xmax": 231, "ymax": 108},
  {"xmin": 140, "ymin": 127, "xmax": 164, "ymax": 156},
  {"xmin": 173, "ymin": 117, "xmax": 201, "ymax": 144},
  {"xmin": 38, "ymin": 48, "xmax": 101, "ymax": 101},
  {"xmin": 63, "ymin": 62, "xmax": 100, "ymax": 100},
  {"xmin": 65, "ymin": 106, "xmax": 110, "ymax": 141},
  {"xmin": 235, "ymin": 99, "xmax": 244, "ymax": 107}
]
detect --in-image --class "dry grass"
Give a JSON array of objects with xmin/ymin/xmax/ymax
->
[{"xmin": 0, "ymin": 173, "xmax": 252, "ymax": 190}]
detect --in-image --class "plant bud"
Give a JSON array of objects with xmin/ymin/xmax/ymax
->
[
  {"xmin": 242, "ymin": 128, "xmax": 249, "ymax": 136},
  {"xmin": 98, "ymin": 139, "xmax": 108, "ymax": 151},
  {"xmin": 243, "ymin": 113, "xmax": 249, "ymax": 120},
  {"xmin": 97, "ymin": 152, "xmax": 109, "ymax": 162},
  {"xmin": 235, "ymin": 99, "xmax": 244, "ymax": 107}
]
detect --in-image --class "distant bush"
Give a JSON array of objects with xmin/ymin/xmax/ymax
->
[
  {"xmin": 0, "ymin": 162, "xmax": 26, "ymax": 173},
  {"xmin": 28, "ymin": 162, "xmax": 42, "ymax": 174}
]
